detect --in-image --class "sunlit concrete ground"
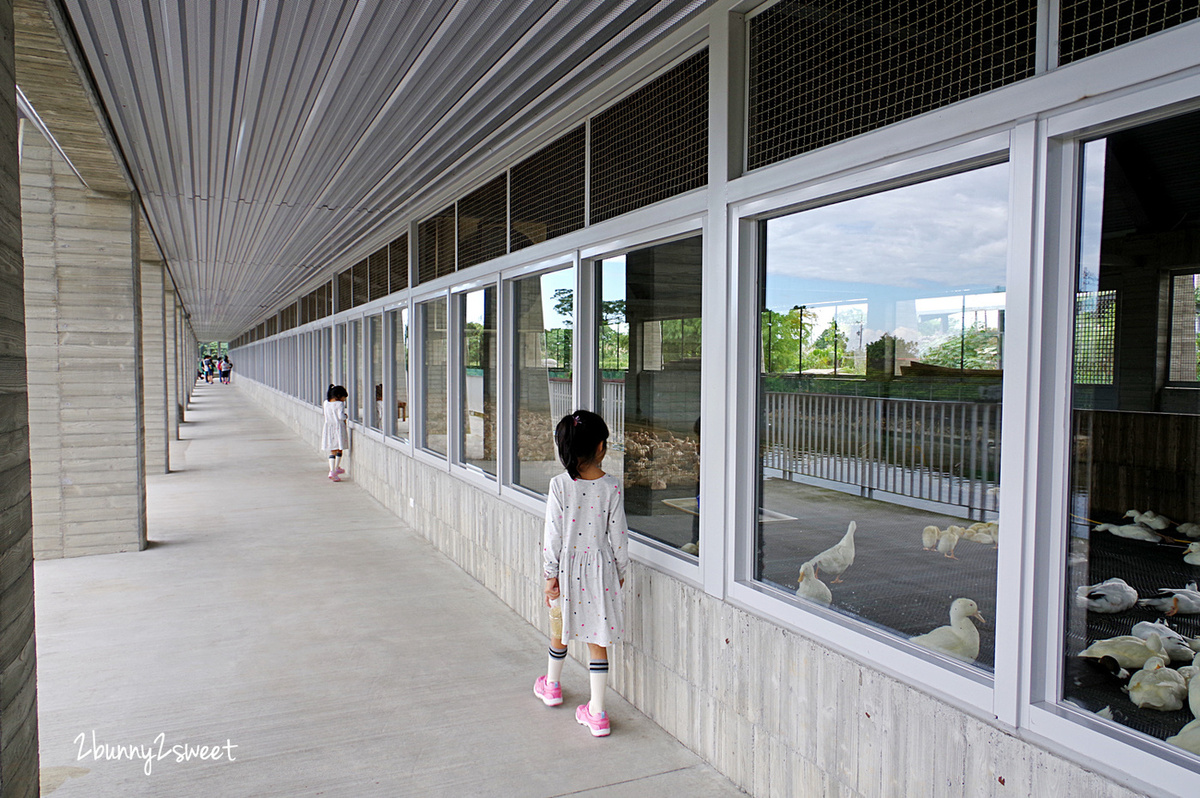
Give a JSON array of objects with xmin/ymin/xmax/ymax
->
[{"xmin": 34, "ymin": 382, "xmax": 745, "ymax": 797}]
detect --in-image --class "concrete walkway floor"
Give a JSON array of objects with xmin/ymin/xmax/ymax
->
[{"xmin": 34, "ymin": 383, "xmax": 745, "ymax": 797}]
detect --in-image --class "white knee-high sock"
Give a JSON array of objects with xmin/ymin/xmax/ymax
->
[
  {"xmin": 547, "ymin": 645, "xmax": 567, "ymax": 684},
  {"xmin": 589, "ymin": 659, "xmax": 608, "ymax": 714},
  {"xmin": 328, "ymin": 455, "xmax": 336, "ymax": 474}
]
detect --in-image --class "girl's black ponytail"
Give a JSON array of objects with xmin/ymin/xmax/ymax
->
[{"xmin": 555, "ymin": 410, "xmax": 609, "ymax": 480}]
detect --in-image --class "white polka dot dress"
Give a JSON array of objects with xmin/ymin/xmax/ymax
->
[{"xmin": 542, "ymin": 472, "xmax": 629, "ymax": 647}]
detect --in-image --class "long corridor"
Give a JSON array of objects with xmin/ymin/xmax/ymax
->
[{"xmin": 33, "ymin": 383, "xmax": 743, "ymax": 797}]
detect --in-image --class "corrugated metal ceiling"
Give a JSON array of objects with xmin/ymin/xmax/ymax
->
[{"xmin": 58, "ymin": 0, "xmax": 711, "ymax": 339}]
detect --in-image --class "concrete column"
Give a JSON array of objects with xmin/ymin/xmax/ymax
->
[
  {"xmin": 20, "ymin": 123, "xmax": 147, "ymax": 558},
  {"xmin": 164, "ymin": 282, "xmax": 178, "ymax": 442},
  {"xmin": 0, "ymin": 0, "xmax": 40, "ymax": 791},
  {"xmin": 140, "ymin": 259, "xmax": 167, "ymax": 472}
]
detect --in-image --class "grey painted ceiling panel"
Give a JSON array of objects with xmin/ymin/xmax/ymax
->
[{"xmin": 58, "ymin": 0, "xmax": 711, "ymax": 339}]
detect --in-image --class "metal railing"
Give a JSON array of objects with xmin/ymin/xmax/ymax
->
[{"xmin": 762, "ymin": 391, "xmax": 1001, "ymax": 516}]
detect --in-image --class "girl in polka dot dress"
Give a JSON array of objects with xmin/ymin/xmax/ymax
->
[{"xmin": 533, "ymin": 410, "xmax": 629, "ymax": 737}]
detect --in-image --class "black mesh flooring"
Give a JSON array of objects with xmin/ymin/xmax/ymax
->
[{"xmin": 1065, "ymin": 531, "xmax": 1200, "ymax": 741}]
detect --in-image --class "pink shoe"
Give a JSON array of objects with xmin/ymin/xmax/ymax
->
[
  {"xmin": 575, "ymin": 703, "xmax": 610, "ymax": 736},
  {"xmin": 534, "ymin": 675, "xmax": 562, "ymax": 707},
  {"xmin": 330, "ymin": 474, "xmax": 341, "ymax": 482},
  {"xmin": 335, "ymin": 467, "xmax": 346, "ymax": 475}
]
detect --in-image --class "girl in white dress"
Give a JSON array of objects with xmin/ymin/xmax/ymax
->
[
  {"xmin": 321, "ymin": 385, "xmax": 349, "ymax": 481},
  {"xmin": 534, "ymin": 410, "xmax": 629, "ymax": 737}
]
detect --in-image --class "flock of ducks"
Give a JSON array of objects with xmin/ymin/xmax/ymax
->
[
  {"xmin": 790, "ymin": 520, "xmax": 988, "ymax": 663},
  {"xmin": 794, "ymin": 521, "xmax": 856, "ymax": 606},
  {"xmin": 921, "ymin": 521, "xmax": 998, "ymax": 558},
  {"xmin": 1090, "ymin": 509, "xmax": 1200, "ymax": 568},
  {"xmin": 1074, "ymin": 506, "xmax": 1200, "ymax": 755}
]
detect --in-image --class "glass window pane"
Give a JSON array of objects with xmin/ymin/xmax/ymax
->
[
  {"xmin": 600, "ymin": 236, "xmax": 702, "ymax": 554},
  {"xmin": 369, "ymin": 315, "xmax": 383, "ymax": 430},
  {"xmin": 391, "ymin": 308, "xmax": 410, "ymax": 441},
  {"xmin": 338, "ymin": 323, "xmax": 348, "ymax": 396},
  {"xmin": 1064, "ymin": 108, "xmax": 1200, "ymax": 754},
  {"xmin": 514, "ymin": 267, "xmax": 574, "ymax": 494},
  {"xmin": 422, "ymin": 299, "xmax": 448, "ymax": 456},
  {"xmin": 349, "ymin": 319, "xmax": 363, "ymax": 422},
  {"xmin": 759, "ymin": 164, "xmax": 1009, "ymax": 673},
  {"xmin": 461, "ymin": 287, "xmax": 497, "ymax": 475}
]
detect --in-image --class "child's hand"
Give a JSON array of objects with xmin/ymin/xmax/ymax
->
[{"xmin": 544, "ymin": 577, "xmax": 560, "ymax": 606}]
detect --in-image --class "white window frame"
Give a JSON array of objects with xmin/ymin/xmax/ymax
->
[{"xmin": 412, "ymin": 290, "xmax": 451, "ymax": 467}]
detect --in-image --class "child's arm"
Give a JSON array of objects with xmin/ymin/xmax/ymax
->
[
  {"xmin": 608, "ymin": 483, "xmax": 630, "ymax": 585},
  {"xmin": 543, "ymin": 481, "xmax": 565, "ymax": 600}
]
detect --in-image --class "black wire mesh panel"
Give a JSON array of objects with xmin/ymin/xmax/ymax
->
[
  {"xmin": 1060, "ymin": 0, "xmax": 1200, "ymax": 64},
  {"xmin": 351, "ymin": 258, "xmax": 369, "ymax": 307},
  {"xmin": 590, "ymin": 50, "xmax": 709, "ymax": 225},
  {"xmin": 747, "ymin": 1, "xmax": 1037, "ymax": 171},
  {"xmin": 389, "ymin": 233, "xmax": 409, "ymax": 291},
  {"xmin": 511, "ymin": 126, "xmax": 586, "ymax": 252},
  {"xmin": 458, "ymin": 175, "xmax": 508, "ymax": 270},
  {"xmin": 338, "ymin": 267, "xmax": 350, "ymax": 312},
  {"xmin": 368, "ymin": 245, "xmax": 389, "ymax": 301},
  {"xmin": 418, "ymin": 205, "xmax": 456, "ymax": 284},
  {"xmin": 315, "ymin": 281, "xmax": 331, "ymax": 319},
  {"xmin": 267, "ymin": 316, "xmax": 278, "ymax": 336}
]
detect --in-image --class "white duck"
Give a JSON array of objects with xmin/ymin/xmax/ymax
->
[
  {"xmin": 1187, "ymin": 665, "xmax": 1200, "ymax": 717},
  {"xmin": 1079, "ymin": 632, "xmax": 1168, "ymax": 669},
  {"xmin": 1124, "ymin": 509, "xmax": 1172, "ymax": 530},
  {"xmin": 921, "ymin": 525, "xmax": 940, "ymax": 551},
  {"xmin": 794, "ymin": 561, "xmax": 832, "ymax": 606},
  {"xmin": 910, "ymin": 598, "xmax": 985, "ymax": 662},
  {"xmin": 808, "ymin": 521, "xmax": 855, "ymax": 583},
  {"xmin": 1166, "ymin": 719, "xmax": 1200, "ymax": 756},
  {"xmin": 937, "ymin": 526, "xmax": 962, "ymax": 560},
  {"xmin": 1185, "ymin": 542, "xmax": 1200, "ymax": 565},
  {"xmin": 1075, "ymin": 578, "xmax": 1138, "ymax": 614},
  {"xmin": 1177, "ymin": 522, "xmax": 1200, "ymax": 539},
  {"xmin": 1126, "ymin": 656, "xmax": 1188, "ymax": 711},
  {"xmin": 1138, "ymin": 582, "xmax": 1200, "ymax": 616},
  {"xmin": 1092, "ymin": 522, "xmax": 1161, "ymax": 542},
  {"xmin": 1132, "ymin": 620, "xmax": 1196, "ymax": 663}
]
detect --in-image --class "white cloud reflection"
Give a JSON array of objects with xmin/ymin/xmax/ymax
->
[{"xmin": 766, "ymin": 163, "xmax": 1010, "ymax": 290}]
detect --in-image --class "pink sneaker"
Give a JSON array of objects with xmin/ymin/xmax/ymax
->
[
  {"xmin": 575, "ymin": 703, "xmax": 610, "ymax": 736},
  {"xmin": 534, "ymin": 675, "xmax": 562, "ymax": 707},
  {"xmin": 330, "ymin": 474, "xmax": 341, "ymax": 482},
  {"xmin": 335, "ymin": 467, "xmax": 346, "ymax": 475}
]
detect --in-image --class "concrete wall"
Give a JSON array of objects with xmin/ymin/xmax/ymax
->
[
  {"xmin": 140, "ymin": 259, "xmax": 167, "ymax": 472},
  {"xmin": 0, "ymin": 0, "xmax": 40, "ymax": 793},
  {"xmin": 237, "ymin": 377, "xmax": 1145, "ymax": 798},
  {"xmin": 20, "ymin": 125, "xmax": 146, "ymax": 559}
]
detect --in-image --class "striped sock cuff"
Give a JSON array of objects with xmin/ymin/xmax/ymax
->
[
  {"xmin": 589, "ymin": 660, "xmax": 609, "ymax": 673},
  {"xmin": 548, "ymin": 646, "xmax": 567, "ymax": 659}
]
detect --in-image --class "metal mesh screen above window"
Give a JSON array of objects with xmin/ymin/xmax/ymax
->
[
  {"xmin": 590, "ymin": 50, "xmax": 709, "ymax": 224},
  {"xmin": 458, "ymin": 175, "xmax": 508, "ymax": 269},
  {"xmin": 337, "ymin": 268, "xmax": 353, "ymax": 313},
  {"xmin": 1060, "ymin": 0, "xmax": 1200, "ymax": 64},
  {"xmin": 389, "ymin": 234, "xmax": 409, "ymax": 291},
  {"xmin": 747, "ymin": 1, "xmax": 1037, "ymax": 171},
  {"xmin": 267, "ymin": 316, "xmax": 278, "ymax": 336},
  {"xmin": 418, "ymin": 205, "xmax": 456, "ymax": 284},
  {"xmin": 511, "ymin": 126, "xmax": 586, "ymax": 252},
  {"xmin": 316, "ymin": 281, "xmax": 330, "ymax": 319},
  {"xmin": 1169, "ymin": 274, "xmax": 1200, "ymax": 383},
  {"xmin": 351, "ymin": 259, "xmax": 369, "ymax": 307},
  {"xmin": 1075, "ymin": 291, "xmax": 1116, "ymax": 384},
  {"xmin": 368, "ymin": 246, "xmax": 389, "ymax": 301}
]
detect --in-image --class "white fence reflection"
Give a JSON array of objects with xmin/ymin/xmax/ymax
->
[
  {"xmin": 548, "ymin": 379, "xmax": 627, "ymax": 448},
  {"xmin": 764, "ymin": 392, "xmax": 1001, "ymax": 516}
]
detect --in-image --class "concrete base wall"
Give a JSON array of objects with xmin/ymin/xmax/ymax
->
[{"xmin": 237, "ymin": 378, "xmax": 1145, "ymax": 798}]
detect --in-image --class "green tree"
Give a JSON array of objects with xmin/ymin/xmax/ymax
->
[{"xmin": 922, "ymin": 323, "xmax": 1002, "ymax": 370}]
